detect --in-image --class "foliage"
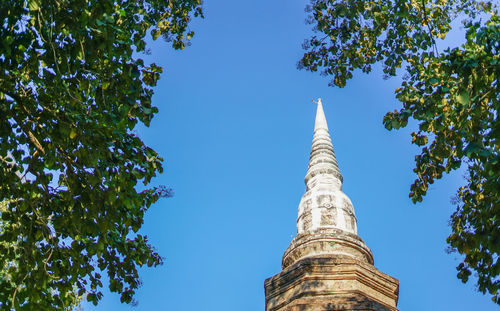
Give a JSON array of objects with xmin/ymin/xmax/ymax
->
[
  {"xmin": 0, "ymin": 0, "xmax": 201, "ymax": 309},
  {"xmin": 299, "ymin": 0, "xmax": 499, "ymax": 304}
]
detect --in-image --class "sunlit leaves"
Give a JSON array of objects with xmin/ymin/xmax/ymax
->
[
  {"xmin": 0, "ymin": 0, "xmax": 201, "ymax": 309},
  {"xmin": 299, "ymin": 0, "xmax": 463, "ymax": 86},
  {"xmin": 386, "ymin": 16, "xmax": 500, "ymax": 304}
]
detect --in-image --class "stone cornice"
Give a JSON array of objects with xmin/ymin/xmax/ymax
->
[{"xmin": 282, "ymin": 230, "xmax": 374, "ymax": 268}]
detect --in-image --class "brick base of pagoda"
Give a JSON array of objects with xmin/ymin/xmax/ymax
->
[{"xmin": 264, "ymin": 256, "xmax": 399, "ymax": 311}]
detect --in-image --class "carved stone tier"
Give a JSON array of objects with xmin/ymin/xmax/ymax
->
[
  {"xmin": 265, "ymin": 256, "xmax": 399, "ymax": 311},
  {"xmin": 282, "ymin": 229, "xmax": 373, "ymax": 269}
]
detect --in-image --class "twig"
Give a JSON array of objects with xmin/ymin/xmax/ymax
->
[{"xmin": 421, "ymin": 0, "xmax": 439, "ymax": 56}]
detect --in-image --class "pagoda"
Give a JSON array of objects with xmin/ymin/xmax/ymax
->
[{"xmin": 264, "ymin": 99, "xmax": 399, "ymax": 311}]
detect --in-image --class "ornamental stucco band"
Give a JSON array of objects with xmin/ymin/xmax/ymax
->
[{"xmin": 264, "ymin": 98, "xmax": 399, "ymax": 311}]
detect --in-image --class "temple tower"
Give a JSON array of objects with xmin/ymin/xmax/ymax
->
[{"xmin": 264, "ymin": 99, "xmax": 399, "ymax": 311}]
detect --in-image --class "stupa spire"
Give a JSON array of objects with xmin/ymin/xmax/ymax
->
[
  {"xmin": 305, "ymin": 98, "xmax": 343, "ymax": 192},
  {"xmin": 292, "ymin": 98, "xmax": 357, "ymax": 241}
]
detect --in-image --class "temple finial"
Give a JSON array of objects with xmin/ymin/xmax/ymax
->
[
  {"xmin": 313, "ymin": 98, "xmax": 328, "ymax": 132},
  {"xmin": 305, "ymin": 98, "xmax": 340, "ymax": 191}
]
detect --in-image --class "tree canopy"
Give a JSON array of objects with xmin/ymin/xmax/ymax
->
[
  {"xmin": 0, "ymin": 0, "xmax": 201, "ymax": 309},
  {"xmin": 299, "ymin": 0, "xmax": 499, "ymax": 304}
]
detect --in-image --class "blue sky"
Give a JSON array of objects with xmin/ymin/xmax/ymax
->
[{"xmin": 84, "ymin": 1, "xmax": 496, "ymax": 310}]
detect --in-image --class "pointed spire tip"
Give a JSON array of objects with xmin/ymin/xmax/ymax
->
[
  {"xmin": 313, "ymin": 98, "xmax": 322, "ymax": 105},
  {"xmin": 314, "ymin": 98, "xmax": 328, "ymax": 131}
]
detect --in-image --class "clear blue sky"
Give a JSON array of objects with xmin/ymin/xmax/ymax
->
[{"xmin": 84, "ymin": 1, "xmax": 496, "ymax": 310}]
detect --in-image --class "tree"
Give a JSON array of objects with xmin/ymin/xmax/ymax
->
[
  {"xmin": 299, "ymin": 0, "xmax": 499, "ymax": 304},
  {"xmin": 0, "ymin": 0, "xmax": 202, "ymax": 309}
]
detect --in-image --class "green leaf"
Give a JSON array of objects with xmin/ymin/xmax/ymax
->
[
  {"xmin": 28, "ymin": 0, "xmax": 40, "ymax": 11},
  {"xmin": 456, "ymin": 92, "xmax": 470, "ymax": 105},
  {"xmin": 69, "ymin": 129, "xmax": 77, "ymax": 139}
]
